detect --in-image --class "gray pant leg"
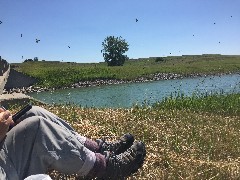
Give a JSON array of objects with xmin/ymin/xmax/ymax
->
[
  {"xmin": 0, "ymin": 146, "xmax": 19, "ymax": 180},
  {"xmin": 3, "ymin": 116, "xmax": 96, "ymax": 179},
  {"xmin": 18, "ymin": 106, "xmax": 86, "ymax": 144}
]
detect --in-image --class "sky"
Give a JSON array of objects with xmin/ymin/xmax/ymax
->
[{"xmin": 0, "ymin": 0, "xmax": 240, "ymax": 63}]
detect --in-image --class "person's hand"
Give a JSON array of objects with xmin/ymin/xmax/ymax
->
[
  {"xmin": 0, "ymin": 107, "xmax": 6, "ymax": 113},
  {"xmin": 0, "ymin": 110, "xmax": 14, "ymax": 142}
]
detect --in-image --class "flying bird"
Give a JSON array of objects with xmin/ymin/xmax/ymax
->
[
  {"xmin": 0, "ymin": 21, "xmax": 2, "ymax": 24},
  {"xmin": 136, "ymin": 18, "xmax": 138, "ymax": 22},
  {"xmin": 214, "ymin": 22, "xmax": 216, "ymax": 25},
  {"xmin": 68, "ymin": 46, "xmax": 70, "ymax": 48},
  {"xmin": 21, "ymin": 34, "xmax": 23, "ymax": 37},
  {"xmin": 36, "ymin": 39, "xmax": 40, "ymax": 43}
]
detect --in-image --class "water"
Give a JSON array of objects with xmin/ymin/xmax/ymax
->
[{"xmin": 27, "ymin": 74, "xmax": 240, "ymax": 108}]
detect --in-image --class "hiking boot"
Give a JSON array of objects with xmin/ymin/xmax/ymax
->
[
  {"xmin": 101, "ymin": 141, "xmax": 146, "ymax": 179},
  {"xmin": 96, "ymin": 133, "xmax": 134, "ymax": 155}
]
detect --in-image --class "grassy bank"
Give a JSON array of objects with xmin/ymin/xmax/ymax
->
[
  {"xmin": 10, "ymin": 55, "xmax": 240, "ymax": 178},
  {"xmin": 10, "ymin": 93, "xmax": 240, "ymax": 179},
  {"xmin": 153, "ymin": 92, "xmax": 240, "ymax": 116},
  {"xmin": 12, "ymin": 55, "xmax": 240, "ymax": 88}
]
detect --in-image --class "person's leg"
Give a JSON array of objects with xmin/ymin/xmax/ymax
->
[
  {"xmin": 3, "ymin": 114, "xmax": 146, "ymax": 179},
  {"xmin": 4, "ymin": 116, "xmax": 105, "ymax": 179},
  {"xmin": 0, "ymin": 145, "xmax": 19, "ymax": 180},
  {"xmin": 18, "ymin": 106, "xmax": 134, "ymax": 154},
  {"xmin": 18, "ymin": 106, "xmax": 77, "ymax": 132},
  {"xmin": 18, "ymin": 106, "xmax": 93, "ymax": 147}
]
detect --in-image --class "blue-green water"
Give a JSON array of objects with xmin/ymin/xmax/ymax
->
[{"xmin": 28, "ymin": 74, "xmax": 240, "ymax": 108}]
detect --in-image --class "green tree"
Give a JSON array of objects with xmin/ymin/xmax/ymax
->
[
  {"xmin": 101, "ymin": 36, "xmax": 129, "ymax": 66},
  {"xmin": 34, "ymin": 57, "xmax": 39, "ymax": 61}
]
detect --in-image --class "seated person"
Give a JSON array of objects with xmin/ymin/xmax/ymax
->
[{"xmin": 0, "ymin": 106, "xmax": 146, "ymax": 179}]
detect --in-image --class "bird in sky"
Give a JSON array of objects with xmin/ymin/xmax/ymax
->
[
  {"xmin": 68, "ymin": 46, "xmax": 70, "ymax": 48},
  {"xmin": 36, "ymin": 39, "xmax": 40, "ymax": 43},
  {"xmin": 0, "ymin": 21, "xmax": 2, "ymax": 24},
  {"xmin": 136, "ymin": 18, "xmax": 138, "ymax": 22},
  {"xmin": 21, "ymin": 34, "xmax": 23, "ymax": 37},
  {"xmin": 214, "ymin": 22, "xmax": 216, "ymax": 25}
]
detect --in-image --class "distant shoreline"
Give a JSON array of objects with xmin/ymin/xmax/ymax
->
[{"xmin": 4, "ymin": 71, "xmax": 239, "ymax": 94}]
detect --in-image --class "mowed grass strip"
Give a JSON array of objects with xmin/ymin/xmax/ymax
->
[{"xmin": 10, "ymin": 93, "xmax": 240, "ymax": 179}]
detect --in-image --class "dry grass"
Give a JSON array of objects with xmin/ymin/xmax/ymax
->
[{"xmin": 22, "ymin": 103, "xmax": 239, "ymax": 180}]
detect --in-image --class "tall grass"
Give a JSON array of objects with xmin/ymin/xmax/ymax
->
[{"xmin": 153, "ymin": 92, "xmax": 240, "ymax": 116}]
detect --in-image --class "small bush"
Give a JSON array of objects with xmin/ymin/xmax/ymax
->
[{"xmin": 155, "ymin": 57, "xmax": 164, "ymax": 62}]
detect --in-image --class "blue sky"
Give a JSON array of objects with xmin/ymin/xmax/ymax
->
[{"xmin": 0, "ymin": 0, "xmax": 239, "ymax": 63}]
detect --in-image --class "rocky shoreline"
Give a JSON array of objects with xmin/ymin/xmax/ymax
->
[{"xmin": 3, "ymin": 71, "xmax": 238, "ymax": 94}]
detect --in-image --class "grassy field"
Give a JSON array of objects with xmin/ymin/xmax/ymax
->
[
  {"xmin": 11, "ymin": 55, "xmax": 240, "ymax": 88},
  {"xmin": 10, "ymin": 93, "xmax": 240, "ymax": 179},
  {"xmin": 9, "ymin": 55, "xmax": 240, "ymax": 179}
]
